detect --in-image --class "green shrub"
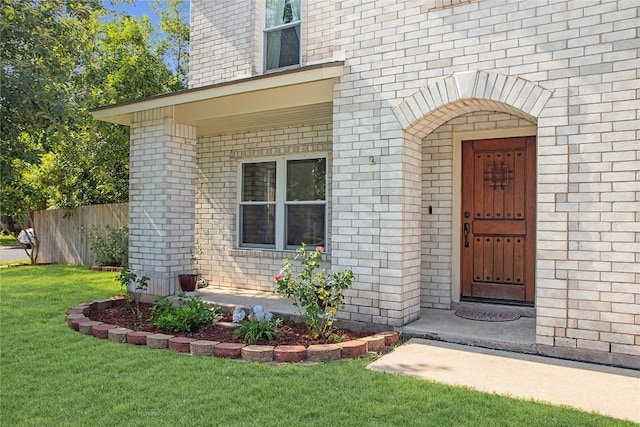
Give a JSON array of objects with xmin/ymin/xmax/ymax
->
[
  {"xmin": 88, "ymin": 225, "xmax": 128, "ymax": 266},
  {"xmin": 150, "ymin": 293, "xmax": 219, "ymax": 333},
  {"xmin": 116, "ymin": 265, "xmax": 149, "ymax": 328},
  {"xmin": 273, "ymin": 243, "xmax": 353, "ymax": 339}
]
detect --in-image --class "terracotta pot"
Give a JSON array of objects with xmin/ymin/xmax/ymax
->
[{"xmin": 178, "ymin": 274, "xmax": 198, "ymax": 292}]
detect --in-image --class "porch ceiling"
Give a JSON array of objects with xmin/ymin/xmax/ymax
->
[
  {"xmin": 175, "ymin": 80, "xmax": 335, "ymax": 135},
  {"xmin": 91, "ymin": 62, "xmax": 343, "ymax": 134}
]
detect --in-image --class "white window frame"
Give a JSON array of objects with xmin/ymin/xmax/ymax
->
[
  {"xmin": 238, "ymin": 154, "xmax": 327, "ymax": 250},
  {"xmin": 262, "ymin": 0, "xmax": 302, "ymax": 73}
]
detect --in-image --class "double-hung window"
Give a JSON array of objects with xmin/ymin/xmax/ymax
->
[
  {"xmin": 264, "ymin": 0, "xmax": 301, "ymax": 71},
  {"xmin": 239, "ymin": 156, "xmax": 326, "ymax": 250}
]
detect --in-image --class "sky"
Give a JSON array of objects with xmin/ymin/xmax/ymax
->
[{"xmin": 108, "ymin": 0, "xmax": 190, "ymax": 27}]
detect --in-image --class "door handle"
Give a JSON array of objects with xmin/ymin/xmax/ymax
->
[{"xmin": 463, "ymin": 222, "xmax": 470, "ymax": 247}]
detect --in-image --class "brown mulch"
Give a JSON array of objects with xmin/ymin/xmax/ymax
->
[{"xmin": 88, "ymin": 302, "xmax": 373, "ymax": 347}]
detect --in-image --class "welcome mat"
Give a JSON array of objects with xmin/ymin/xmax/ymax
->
[{"xmin": 454, "ymin": 310, "xmax": 520, "ymax": 322}]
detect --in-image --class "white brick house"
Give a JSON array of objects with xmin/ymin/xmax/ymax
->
[{"xmin": 93, "ymin": 0, "xmax": 639, "ymax": 367}]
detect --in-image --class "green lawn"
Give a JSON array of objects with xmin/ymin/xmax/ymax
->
[
  {"xmin": 0, "ymin": 265, "xmax": 630, "ymax": 426},
  {"xmin": 0, "ymin": 234, "xmax": 18, "ymax": 245}
]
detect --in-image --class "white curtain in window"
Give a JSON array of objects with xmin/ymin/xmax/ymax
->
[
  {"xmin": 266, "ymin": 0, "xmax": 286, "ymax": 70},
  {"xmin": 290, "ymin": 0, "xmax": 301, "ymax": 39}
]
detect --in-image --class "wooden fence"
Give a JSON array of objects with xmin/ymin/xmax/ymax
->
[{"xmin": 35, "ymin": 203, "xmax": 128, "ymax": 266}]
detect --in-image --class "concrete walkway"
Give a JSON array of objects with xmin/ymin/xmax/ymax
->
[
  {"xmin": 199, "ymin": 285, "xmax": 298, "ymax": 317},
  {"xmin": 368, "ymin": 339, "xmax": 640, "ymax": 423},
  {"xmin": 199, "ymin": 286, "xmax": 539, "ymax": 350},
  {"xmin": 402, "ymin": 307, "xmax": 537, "ymax": 354},
  {"xmin": 198, "ymin": 285, "xmax": 639, "ymax": 421}
]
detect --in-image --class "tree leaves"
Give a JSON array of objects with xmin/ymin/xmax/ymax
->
[{"xmin": 1, "ymin": 0, "xmax": 189, "ymax": 219}]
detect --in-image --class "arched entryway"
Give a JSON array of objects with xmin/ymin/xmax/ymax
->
[{"xmin": 394, "ymin": 71, "xmax": 553, "ymax": 309}]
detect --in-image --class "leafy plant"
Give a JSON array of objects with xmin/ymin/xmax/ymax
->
[
  {"xmin": 116, "ymin": 265, "xmax": 149, "ymax": 327},
  {"xmin": 88, "ymin": 225, "xmax": 128, "ymax": 266},
  {"xmin": 1, "ymin": 0, "xmax": 190, "ymax": 225},
  {"xmin": 232, "ymin": 305, "xmax": 281, "ymax": 344},
  {"xmin": 273, "ymin": 244, "xmax": 354, "ymax": 339},
  {"xmin": 150, "ymin": 293, "xmax": 219, "ymax": 333},
  {"xmin": 233, "ymin": 319, "xmax": 280, "ymax": 344}
]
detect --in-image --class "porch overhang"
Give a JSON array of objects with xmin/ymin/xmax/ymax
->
[{"xmin": 91, "ymin": 61, "xmax": 344, "ymax": 134}]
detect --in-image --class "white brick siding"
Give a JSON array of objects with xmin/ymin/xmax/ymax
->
[
  {"xmin": 304, "ymin": 1, "xmax": 338, "ymax": 64},
  {"xmin": 129, "ymin": 108, "xmax": 197, "ymax": 295},
  {"xmin": 190, "ymin": 0, "xmax": 257, "ymax": 88},
  {"xmin": 190, "ymin": 0, "xmax": 337, "ymax": 88},
  {"xmin": 125, "ymin": 0, "xmax": 638, "ymax": 357},
  {"xmin": 333, "ymin": 0, "xmax": 639, "ymax": 351},
  {"xmin": 195, "ymin": 123, "xmax": 333, "ymax": 292}
]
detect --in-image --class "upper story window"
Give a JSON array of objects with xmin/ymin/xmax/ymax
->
[
  {"xmin": 264, "ymin": 0, "xmax": 301, "ymax": 71},
  {"xmin": 239, "ymin": 156, "xmax": 326, "ymax": 250}
]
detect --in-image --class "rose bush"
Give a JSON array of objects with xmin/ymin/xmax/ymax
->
[{"xmin": 273, "ymin": 243, "xmax": 354, "ymax": 339}]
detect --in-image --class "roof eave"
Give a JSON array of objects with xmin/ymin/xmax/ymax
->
[{"xmin": 90, "ymin": 61, "xmax": 344, "ymax": 127}]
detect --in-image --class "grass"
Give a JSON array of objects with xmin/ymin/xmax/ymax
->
[
  {"xmin": 0, "ymin": 234, "xmax": 18, "ymax": 245},
  {"xmin": 0, "ymin": 259, "xmax": 30, "ymax": 266},
  {"xmin": 0, "ymin": 265, "xmax": 632, "ymax": 426}
]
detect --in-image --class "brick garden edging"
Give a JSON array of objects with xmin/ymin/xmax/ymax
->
[{"xmin": 67, "ymin": 297, "xmax": 399, "ymax": 363}]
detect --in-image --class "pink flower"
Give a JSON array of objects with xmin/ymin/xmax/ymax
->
[
  {"xmin": 274, "ymin": 273, "xmax": 282, "ymax": 281},
  {"xmin": 316, "ymin": 246, "xmax": 324, "ymax": 253}
]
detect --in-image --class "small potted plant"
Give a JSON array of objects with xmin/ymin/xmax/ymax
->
[{"xmin": 178, "ymin": 245, "xmax": 200, "ymax": 292}]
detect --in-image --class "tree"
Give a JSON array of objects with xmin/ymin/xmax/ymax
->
[
  {"xmin": 44, "ymin": 13, "xmax": 179, "ymax": 209},
  {"xmin": 0, "ymin": 0, "xmax": 101, "ymax": 262},
  {"xmin": 152, "ymin": 0, "xmax": 189, "ymax": 90},
  {"xmin": 0, "ymin": 0, "xmax": 189, "ymax": 263},
  {"xmin": 42, "ymin": 1, "xmax": 190, "ymax": 210}
]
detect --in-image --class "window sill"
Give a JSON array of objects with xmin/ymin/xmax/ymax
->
[{"xmin": 263, "ymin": 63, "xmax": 301, "ymax": 75}]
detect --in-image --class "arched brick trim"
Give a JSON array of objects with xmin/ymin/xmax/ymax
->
[{"xmin": 393, "ymin": 70, "xmax": 553, "ymax": 138}]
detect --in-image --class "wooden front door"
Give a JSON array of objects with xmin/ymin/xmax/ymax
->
[{"xmin": 461, "ymin": 136, "xmax": 536, "ymax": 303}]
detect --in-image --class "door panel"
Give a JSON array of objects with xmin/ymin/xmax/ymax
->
[{"xmin": 461, "ymin": 136, "xmax": 536, "ymax": 303}]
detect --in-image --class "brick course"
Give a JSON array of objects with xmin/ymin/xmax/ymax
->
[{"xmin": 67, "ymin": 300, "xmax": 397, "ymax": 363}]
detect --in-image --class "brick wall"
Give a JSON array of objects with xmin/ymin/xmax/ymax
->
[
  {"xmin": 189, "ymin": 0, "xmax": 338, "ymax": 88},
  {"xmin": 304, "ymin": 1, "xmax": 338, "ymax": 64},
  {"xmin": 183, "ymin": 0, "xmax": 639, "ymax": 354},
  {"xmin": 129, "ymin": 108, "xmax": 197, "ymax": 296},
  {"xmin": 195, "ymin": 123, "xmax": 332, "ymax": 292},
  {"xmin": 332, "ymin": 0, "xmax": 639, "ymax": 352},
  {"xmin": 189, "ymin": 0, "xmax": 257, "ymax": 88}
]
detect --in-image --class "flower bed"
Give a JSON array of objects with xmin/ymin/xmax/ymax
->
[{"xmin": 67, "ymin": 296, "xmax": 399, "ymax": 363}]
